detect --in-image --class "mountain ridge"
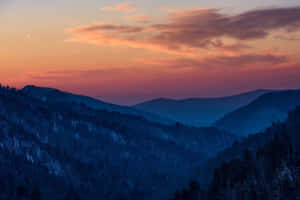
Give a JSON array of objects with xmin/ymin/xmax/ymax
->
[
  {"xmin": 133, "ymin": 89, "xmax": 272, "ymax": 126},
  {"xmin": 215, "ymin": 89, "xmax": 300, "ymax": 136},
  {"xmin": 137, "ymin": 89, "xmax": 271, "ymax": 103},
  {"xmin": 22, "ymin": 85, "xmax": 174, "ymax": 125}
]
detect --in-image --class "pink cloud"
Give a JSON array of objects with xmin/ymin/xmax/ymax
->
[
  {"xmin": 274, "ymin": 35, "xmax": 300, "ymax": 41},
  {"xmin": 67, "ymin": 7, "xmax": 300, "ymax": 56},
  {"xmin": 135, "ymin": 53, "xmax": 288, "ymax": 69},
  {"xmin": 126, "ymin": 14, "xmax": 152, "ymax": 23},
  {"xmin": 101, "ymin": 3, "xmax": 136, "ymax": 12}
]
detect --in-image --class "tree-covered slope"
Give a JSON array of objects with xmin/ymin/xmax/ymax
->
[
  {"xmin": 0, "ymin": 85, "xmax": 236, "ymax": 200},
  {"xmin": 170, "ymin": 106, "xmax": 300, "ymax": 200},
  {"xmin": 22, "ymin": 85, "xmax": 173, "ymax": 125},
  {"xmin": 215, "ymin": 89, "xmax": 300, "ymax": 136}
]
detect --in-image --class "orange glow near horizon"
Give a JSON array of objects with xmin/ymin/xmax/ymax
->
[{"xmin": 1, "ymin": 1, "xmax": 300, "ymax": 105}]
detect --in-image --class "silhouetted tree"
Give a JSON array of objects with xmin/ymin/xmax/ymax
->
[
  {"xmin": 17, "ymin": 184, "xmax": 29, "ymax": 198},
  {"xmin": 31, "ymin": 186, "xmax": 41, "ymax": 200}
]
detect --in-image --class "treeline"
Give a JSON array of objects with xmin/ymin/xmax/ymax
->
[{"xmin": 170, "ymin": 107, "xmax": 300, "ymax": 200}]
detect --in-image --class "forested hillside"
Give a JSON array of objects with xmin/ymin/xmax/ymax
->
[
  {"xmin": 170, "ymin": 106, "xmax": 300, "ymax": 200},
  {"xmin": 215, "ymin": 90, "xmax": 300, "ymax": 136},
  {"xmin": 0, "ymin": 85, "xmax": 236, "ymax": 200}
]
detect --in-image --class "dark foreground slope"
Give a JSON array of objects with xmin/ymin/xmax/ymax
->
[
  {"xmin": 0, "ymin": 85, "xmax": 236, "ymax": 200},
  {"xmin": 170, "ymin": 106, "xmax": 300, "ymax": 200},
  {"xmin": 134, "ymin": 90, "xmax": 270, "ymax": 127},
  {"xmin": 215, "ymin": 89, "xmax": 300, "ymax": 136}
]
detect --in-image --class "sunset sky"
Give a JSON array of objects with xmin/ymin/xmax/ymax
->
[{"xmin": 1, "ymin": 0, "xmax": 300, "ymax": 105}]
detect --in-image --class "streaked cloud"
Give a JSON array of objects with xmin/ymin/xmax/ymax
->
[
  {"xmin": 136, "ymin": 53, "xmax": 288, "ymax": 69},
  {"xmin": 274, "ymin": 35, "xmax": 300, "ymax": 41},
  {"xmin": 101, "ymin": 3, "xmax": 136, "ymax": 12},
  {"xmin": 126, "ymin": 14, "xmax": 152, "ymax": 23},
  {"xmin": 67, "ymin": 7, "xmax": 300, "ymax": 56},
  {"xmin": 27, "ymin": 68, "xmax": 129, "ymax": 81},
  {"xmin": 73, "ymin": 23, "xmax": 145, "ymax": 33}
]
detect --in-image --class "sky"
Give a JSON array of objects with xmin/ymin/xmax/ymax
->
[{"xmin": 1, "ymin": 0, "xmax": 300, "ymax": 105}]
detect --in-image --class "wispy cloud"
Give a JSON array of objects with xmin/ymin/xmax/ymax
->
[
  {"xmin": 27, "ymin": 68, "xmax": 129, "ymax": 81},
  {"xmin": 274, "ymin": 35, "xmax": 300, "ymax": 41},
  {"xmin": 126, "ymin": 14, "xmax": 152, "ymax": 23},
  {"xmin": 73, "ymin": 23, "xmax": 145, "ymax": 33},
  {"xmin": 136, "ymin": 53, "xmax": 288, "ymax": 69},
  {"xmin": 67, "ymin": 7, "xmax": 300, "ymax": 56},
  {"xmin": 100, "ymin": 3, "xmax": 136, "ymax": 12}
]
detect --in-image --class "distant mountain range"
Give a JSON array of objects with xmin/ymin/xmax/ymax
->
[
  {"xmin": 2, "ymin": 84, "xmax": 300, "ymax": 199},
  {"xmin": 133, "ymin": 90, "xmax": 271, "ymax": 126},
  {"xmin": 215, "ymin": 89, "xmax": 300, "ymax": 136},
  {"xmin": 23, "ymin": 86, "xmax": 300, "ymax": 138},
  {"xmin": 0, "ymin": 85, "xmax": 237, "ymax": 200}
]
